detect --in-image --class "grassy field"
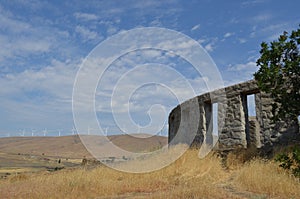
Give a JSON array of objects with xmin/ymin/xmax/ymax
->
[
  {"xmin": 0, "ymin": 135, "xmax": 167, "ymax": 179},
  {"xmin": 0, "ymin": 135, "xmax": 167, "ymax": 158},
  {"xmin": 0, "ymin": 146, "xmax": 300, "ymax": 199}
]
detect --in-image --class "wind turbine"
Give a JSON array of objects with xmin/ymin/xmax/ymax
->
[
  {"xmin": 31, "ymin": 129, "xmax": 35, "ymax": 137},
  {"xmin": 87, "ymin": 126, "xmax": 91, "ymax": 135},
  {"xmin": 122, "ymin": 125, "xmax": 127, "ymax": 134},
  {"xmin": 137, "ymin": 124, "xmax": 141, "ymax": 134},
  {"xmin": 159, "ymin": 125, "xmax": 164, "ymax": 136},
  {"xmin": 104, "ymin": 127, "xmax": 108, "ymax": 136},
  {"xmin": 19, "ymin": 129, "xmax": 25, "ymax": 137},
  {"xmin": 58, "ymin": 129, "xmax": 61, "ymax": 137},
  {"xmin": 71, "ymin": 126, "xmax": 76, "ymax": 135},
  {"xmin": 43, "ymin": 128, "xmax": 47, "ymax": 136}
]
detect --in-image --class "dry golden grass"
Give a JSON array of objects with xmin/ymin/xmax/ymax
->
[
  {"xmin": 234, "ymin": 159, "xmax": 300, "ymax": 198},
  {"xmin": 0, "ymin": 135, "xmax": 167, "ymax": 159},
  {"xmin": 0, "ymin": 146, "xmax": 300, "ymax": 199}
]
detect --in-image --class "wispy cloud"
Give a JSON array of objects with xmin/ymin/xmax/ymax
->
[
  {"xmin": 0, "ymin": 4, "xmax": 78, "ymax": 69},
  {"xmin": 223, "ymin": 61, "xmax": 259, "ymax": 85},
  {"xmin": 224, "ymin": 32, "xmax": 234, "ymax": 38},
  {"xmin": 204, "ymin": 43, "xmax": 214, "ymax": 52},
  {"xmin": 251, "ymin": 22, "xmax": 295, "ymax": 42},
  {"xmin": 0, "ymin": 59, "xmax": 79, "ymax": 132},
  {"xmin": 74, "ymin": 12, "xmax": 98, "ymax": 21},
  {"xmin": 191, "ymin": 24, "xmax": 200, "ymax": 31},
  {"xmin": 238, "ymin": 38, "xmax": 247, "ymax": 44},
  {"xmin": 75, "ymin": 25, "xmax": 102, "ymax": 42},
  {"xmin": 252, "ymin": 13, "xmax": 272, "ymax": 23},
  {"xmin": 0, "ymin": 0, "xmax": 298, "ymax": 135},
  {"xmin": 241, "ymin": 0, "xmax": 269, "ymax": 7},
  {"xmin": 203, "ymin": 37, "xmax": 218, "ymax": 52},
  {"xmin": 227, "ymin": 61, "xmax": 258, "ymax": 72}
]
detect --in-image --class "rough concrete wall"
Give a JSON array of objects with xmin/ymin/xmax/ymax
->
[{"xmin": 168, "ymin": 80, "xmax": 299, "ymax": 151}]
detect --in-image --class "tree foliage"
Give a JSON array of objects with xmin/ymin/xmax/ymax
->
[{"xmin": 254, "ymin": 26, "xmax": 300, "ymax": 121}]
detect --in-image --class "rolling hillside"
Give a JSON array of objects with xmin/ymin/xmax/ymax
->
[{"xmin": 0, "ymin": 134, "xmax": 167, "ymax": 158}]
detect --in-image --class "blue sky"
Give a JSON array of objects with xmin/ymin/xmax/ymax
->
[{"xmin": 0, "ymin": 0, "xmax": 299, "ymax": 137}]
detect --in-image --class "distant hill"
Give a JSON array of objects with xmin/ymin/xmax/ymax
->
[{"xmin": 0, "ymin": 134, "xmax": 168, "ymax": 159}]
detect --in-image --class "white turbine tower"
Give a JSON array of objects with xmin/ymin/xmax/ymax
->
[
  {"xmin": 104, "ymin": 127, "xmax": 108, "ymax": 136},
  {"xmin": 43, "ymin": 128, "xmax": 47, "ymax": 137},
  {"xmin": 71, "ymin": 126, "xmax": 76, "ymax": 135},
  {"xmin": 159, "ymin": 125, "xmax": 164, "ymax": 136},
  {"xmin": 137, "ymin": 124, "xmax": 141, "ymax": 134},
  {"xmin": 57, "ymin": 129, "xmax": 61, "ymax": 137},
  {"xmin": 122, "ymin": 125, "xmax": 127, "ymax": 134},
  {"xmin": 87, "ymin": 126, "xmax": 91, "ymax": 135},
  {"xmin": 31, "ymin": 129, "xmax": 35, "ymax": 137},
  {"xmin": 19, "ymin": 129, "xmax": 25, "ymax": 137}
]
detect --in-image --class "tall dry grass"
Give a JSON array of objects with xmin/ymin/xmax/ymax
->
[
  {"xmin": 234, "ymin": 159, "xmax": 300, "ymax": 198},
  {"xmin": 0, "ymin": 145, "xmax": 300, "ymax": 198}
]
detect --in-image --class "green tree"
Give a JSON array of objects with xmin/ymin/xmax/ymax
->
[{"xmin": 254, "ymin": 26, "xmax": 300, "ymax": 121}]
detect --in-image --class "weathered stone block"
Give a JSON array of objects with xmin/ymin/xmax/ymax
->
[{"xmin": 168, "ymin": 79, "xmax": 299, "ymax": 152}]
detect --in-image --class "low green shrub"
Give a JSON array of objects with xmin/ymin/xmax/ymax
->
[{"xmin": 275, "ymin": 146, "xmax": 300, "ymax": 177}]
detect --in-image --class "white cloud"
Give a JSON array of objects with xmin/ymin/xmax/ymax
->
[
  {"xmin": 0, "ymin": 35, "xmax": 53, "ymax": 62},
  {"xmin": 197, "ymin": 37, "xmax": 218, "ymax": 53},
  {"xmin": 93, "ymin": 61, "xmax": 210, "ymax": 135},
  {"xmin": 238, "ymin": 38, "xmax": 247, "ymax": 43},
  {"xmin": 0, "ymin": 59, "xmax": 78, "ymax": 99},
  {"xmin": 241, "ymin": 0, "xmax": 268, "ymax": 7},
  {"xmin": 0, "ymin": 8, "xmax": 53, "ymax": 61},
  {"xmin": 261, "ymin": 23, "xmax": 291, "ymax": 41},
  {"xmin": 191, "ymin": 24, "xmax": 200, "ymax": 31},
  {"xmin": 197, "ymin": 39, "xmax": 206, "ymax": 44},
  {"xmin": 0, "ymin": 6, "xmax": 76, "ymax": 64},
  {"xmin": 204, "ymin": 43, "xmax": 214, "ymax": 52},
  {"xmin": 0, "ymin": 59, "xmax": 80, "ymax": 132},
  {"xmin": 17, "ymin": 38, "xmax": 52, "ymax": 52},
  {"xmin": 252, "ymin": 13, "xmax": 272, "ymax": 22},
  {"xmin": 229, "ymin": 18, "xmax": 239, "ymax": 24},
  {"xmin": 94, "ymin": 52, "xmax": 212, "ymax": 115},
  {"xmin": 0, "ymin": 7, "xmax": 31, "ymax": 33},
  {"xmin": 74, "ymin": 12, "xmax": 98, "ymax": 21},
  {"xmin": 227, "ymin": 61, "xmax": 257, "ymax": 71},
  {"xmin": 148, "ymin": 16, "xmax": 164, "ymax": 27},
  {"xmin": 106, "ymin": 25, "xmax": 119, "ymax": 35},
  {"xmin": 223, "ymin": 61, "xmax": 259, "ymax": 85},
  {"xmin": 250, "ymin": 22, "xmax": 295, "ymax": 42},
  {"xmin": 224, "ymin": 32, "xmax": 234, "ymax": 38},
  {"xmin": 75, "ymin": 25, "xmax": 101, "ymax": 41}
]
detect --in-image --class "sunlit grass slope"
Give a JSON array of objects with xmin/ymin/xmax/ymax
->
[{"xmin": 0, "ymin": 146, "xmax": 299, "ymax": 199}]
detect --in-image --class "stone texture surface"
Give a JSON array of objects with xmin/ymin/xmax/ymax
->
[{"xmin": 168, "ymin": 80, "xmax": 299, "ymax": 151}]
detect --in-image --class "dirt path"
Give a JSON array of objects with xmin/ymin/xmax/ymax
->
[{"xmin": 217, "ymin": 173, "xmax": 267, "ymax": 199}]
